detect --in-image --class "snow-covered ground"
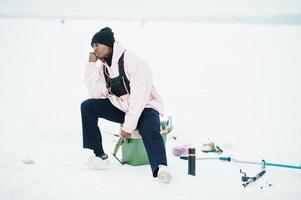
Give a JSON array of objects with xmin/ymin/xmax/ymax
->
[{"xmin": 0, "ymin": 18, "xmax": 300, "ymax": 199}]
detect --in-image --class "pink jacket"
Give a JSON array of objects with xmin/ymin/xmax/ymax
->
[{"xmin": 84, "ymin": 41, "xmax": 164, "ymax": 133}]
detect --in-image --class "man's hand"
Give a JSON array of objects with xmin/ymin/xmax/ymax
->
[
  {"xmin": 120, "ymin": 130, "xmax": 131, "ymax": 138},
  {"xmin": 89, "ymin": 52, "xmax": 98, "ymax": 62}
]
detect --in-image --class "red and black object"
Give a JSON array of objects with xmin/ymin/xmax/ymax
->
[{"xmin": 188, "ymin": 148, "xmax": 196, "ymax": 176}]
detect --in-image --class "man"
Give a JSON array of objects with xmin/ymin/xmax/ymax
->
[{"xmin": 80, "ymin": 27, "xmax": 171, "ymax": 183}]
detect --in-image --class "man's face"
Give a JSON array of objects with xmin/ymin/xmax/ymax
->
[{"xmin": 92, "ymin": 43, "xmax": 111, "ymax": 59}]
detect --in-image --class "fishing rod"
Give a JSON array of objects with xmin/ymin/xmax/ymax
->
[
  {"xmin": 180, "ymin": 156, "xmax": 301, "ymax": 169},
  {"xmin": 182, "ymin": 148, "xmax": 272, "ymax": 187}
]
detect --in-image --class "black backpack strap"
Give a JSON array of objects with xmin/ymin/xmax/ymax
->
[
  {"xmin": 118, "ymin": 51, "xmax": 131, "ymax": 94},
  {"xmin": 103, "ymin": 65, "xmax": 111, "ymax": 88}
]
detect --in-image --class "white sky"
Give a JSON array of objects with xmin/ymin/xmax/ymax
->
[{"xmin": 0, "ymin": 0, "xmax": 301, "ymax": 20}]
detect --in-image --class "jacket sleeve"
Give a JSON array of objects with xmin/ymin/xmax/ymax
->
[
  {"xmin": 121, "ymin": 55, "xmax": 153, "ymax": 133},
  {"xmin": 84, "ymin": 62, "xmax": 108, "ymax": 98}
]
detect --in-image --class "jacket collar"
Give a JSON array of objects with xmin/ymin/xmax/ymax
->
[{"xmin": 111, "ymin": 41, "xmax": 125, "ymax": 66}]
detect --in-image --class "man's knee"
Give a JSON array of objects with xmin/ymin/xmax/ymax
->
[
  {"xmin": 137, "ymin": 113, "xmax": 159, "ymax": 137},
  {"xmin": 80, "ymin": 99, "xmax": 94, "ymax": 113}
]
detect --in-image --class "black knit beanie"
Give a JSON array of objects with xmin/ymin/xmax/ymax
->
[{"xmin": 91, "ymin": 27, "xmax": 115, "ymax": 48}]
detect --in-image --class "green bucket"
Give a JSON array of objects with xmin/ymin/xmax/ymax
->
[{"xmin": 113, "ymin": 117, "xmax": 172, "ymax": 166}]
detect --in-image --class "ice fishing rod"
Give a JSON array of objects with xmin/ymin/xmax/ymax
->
[
  {"xmin": 180, "ymin": 156, "xmax": 301, "ymax": 170},
  {"xmin": 182, "ymin": 149, "xmax": 269, "ymax": 187}
]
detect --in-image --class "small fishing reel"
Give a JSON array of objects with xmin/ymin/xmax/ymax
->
[
  {"xmin": 239, "ymin": 169, "xmax": 266, "ymax": 187},
  {"xmin": 240, "ymin": 169, "xmax": 254, "ymax": 182}
]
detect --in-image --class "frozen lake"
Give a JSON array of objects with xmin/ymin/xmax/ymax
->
[{"xmin": 0, "ymin": 18, "xmax": 300, "ymax": 199}]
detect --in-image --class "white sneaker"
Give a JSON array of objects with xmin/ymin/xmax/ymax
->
[
  {"xmin": 84, "ymin": 154, "xmax": 110, "ymax": 170},
  {"xmin": 158, "ymin": 165, "xmax": 172, "ymax": 184}
]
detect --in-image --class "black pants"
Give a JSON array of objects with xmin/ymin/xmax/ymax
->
[{"xmin": 80, "ymin": 98, "xmax": 167, "ymax": 177}]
